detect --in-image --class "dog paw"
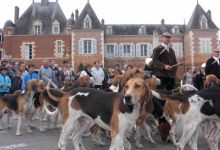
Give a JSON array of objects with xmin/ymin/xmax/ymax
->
[
  {"xmin": 16, "ymin": 131, "xmax": 21, "ymax": 136},
  {"xmin": 27, "ymin": 129, "xmax": 33, "ymax": 133},
  {"xmin": 40, "ymin": 127, "xmax": 46, "ymax": 132},
  {"xmin": 136, "ymin": 144, "xmax": 144, "ymax": 149},
  {"xmin": 7, "ymin": 125, "xmax": 12, "ymax": 129}
]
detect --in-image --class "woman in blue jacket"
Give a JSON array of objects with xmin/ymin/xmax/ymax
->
[{"xmin": 0, "ymin": 66, "xmax": 11, "ymax": 96}]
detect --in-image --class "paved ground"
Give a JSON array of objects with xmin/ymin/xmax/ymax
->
[{"xmin": 0, "ymin": 115, "xmax": 217, "ymax": 150}]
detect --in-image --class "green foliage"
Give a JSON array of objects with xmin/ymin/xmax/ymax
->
[{"xmin": 77, "ymin": 63, "xmax": 84, "ymax": 72}]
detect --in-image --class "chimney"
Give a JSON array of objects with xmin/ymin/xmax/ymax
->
[
  {"xmin": 207, "ymin": 10, "xmax": 212, "ymax": 20},
  {"xmin": 161, "ymin": 19, "xmax": 165, "ymax": 25},
  {"xmin": 71, "ymin": 12, "xmax": 74, "ymax": 19},
  {"xmin": 14, "ymin": 6, "xmax": 19, "ymax": 23},
  {"xmin": 75, "ymin": 9, "xmax": 79, "ymax": 20},
  {"xmin": 101, "ymin": 19, "xmax": 105, "ymax": 26}
]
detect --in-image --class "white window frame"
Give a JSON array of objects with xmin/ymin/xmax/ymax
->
[
  {"xmin": 200, "ymin": 38, "xmax": 211, "ymax": 54},
  {"xmin": 106, "ymin": 26, "xmax": 113, "ymax": 35},
  {"xmin": 32, "ymin": 20, "xmax": 42, "ymax": 35},
  {"xmin": 52, "ymin": 20, "xmax": 60, "ymax": 34},
  {"xmin": 55, "ymin": 40, "xmax": 62, "ymax": 57},
  {"xmin": 83, "ymin": 15, "xmax": 92, "ymax": 29},
  {"xmin": 119, "ymin": 43, "xmax": 135, "ymax": 57},
  {"xmin": 24, "ymin": 44, "xmax": 33, "ymax": 60},
  {"xmin": 139, "ymin": 26, "xmax": 146, "ymax": 35},
  {"xmin": 172, "ymin": 43, "xmax": 183, "ymax": 58},
  {"xmin": 136, "ymin": 43, "xmax": 153, "ymax": 57},
  {"xmin": 104, "ymin": 43, "xmax": 118, "ymax": 58},
  {"xmin": 200, "ymin": 15, "xmax": 208, "ymax": 29},
  {"xmin": 172, "ymin": 26, "xmax": 179, "ymax": 34},
  {"xmin": 78, "ymin": 38, "xmax": 97, "ymax": 55}
]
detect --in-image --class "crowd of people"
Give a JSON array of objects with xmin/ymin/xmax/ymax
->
[{"xmin": 0, "ymin": 58, "xmax": 135, "ymax": 96}]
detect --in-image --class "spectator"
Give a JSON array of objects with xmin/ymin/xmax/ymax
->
[
  {"xmin": 50, "ymin": 60, "xmax": 61, "ymax": 87},
  {"xmin": 22, "ymin": 64, "xmax": 39, "ymax": 91},
  {"xmin": 0, "ymin": 66, "xmax": 11, "ymax": 96},
  {"xmin": 152, "ymin": 32, "xmax": 177, "ymax": 90},
  {"xmin": 39, "ymin": 60, "xmax": 53, "ymax": 84},
  {"xmin": 19, "ymin": 61, "xmax": 28, "ymax": 80},
  {"xmin": 10, "ymin": 70, "xmax": 22, "ymax": 94},
  {"xmin": 114, "ymin": 64, "xmax": 123, "ymax": 75},
  {"xmin": 182, "ymin": 68, "xmax": 194, "ymax": 85},
  {"xmin": 60, "ymin": 60, "xmax": 75, "ymax": 88},
  {"xmin": 194, "ymin": 69, "xmax": 205, "ymax": 90},
  {"xmin": 91, "ymin": 60, "xmax": 104, "ymax": 89}
]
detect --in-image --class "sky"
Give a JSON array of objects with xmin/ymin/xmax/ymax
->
[{"xmin": 0, "ymin": 0, "xmax": 220, "ymax": 29}]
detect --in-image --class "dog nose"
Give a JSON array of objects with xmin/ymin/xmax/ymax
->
[{"xmin": 124, "ymin": 94, "xmax": 132, "ymax": 103}]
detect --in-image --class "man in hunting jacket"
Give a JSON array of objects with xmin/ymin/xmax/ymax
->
[{"xmin": 152, "ymin": 32, "xmax": 177, "ymax": 90}]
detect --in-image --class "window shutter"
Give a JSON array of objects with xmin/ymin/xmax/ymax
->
[
  {"xmin": 92, "ymin": 39, "xmax": 97, "ymax": 54},
  {"xmin": 78, "ymin": 39, "xmax": 83, "ymax": 54},
  {"xmin": 136, "ymin": 43, "xmax": 140, "ymax": 57},
  {"xmin": 114, "ymin": 44, "xmax": 118, "ymax": 57},
  {"xmin": 148, "ymin": 44, "xmax": 153, "ymax": 57},
  {"xmin": 131, "ymin": 44, "xmax": 135, "ymax": 57},
  {"xmin": 119, "ymin": 44, "xmax": 123, "ymax": 57},
  {"xmin": 104, "ymin": 44, "xmax": 107, "ymax": 57}
]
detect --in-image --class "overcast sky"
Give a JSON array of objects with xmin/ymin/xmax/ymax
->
[{"xmin": 0, "ymin": 0, "xmax": 219, "ymax": 30}]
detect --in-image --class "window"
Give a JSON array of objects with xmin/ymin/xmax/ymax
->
[
  {"xmin": 83, "ymin": 15, "xmax": 92, "ymax": 29},
  {"xmin": 172, "ymin": 26, "xmax": 179, "ymax": 34},
  {"xmin": 200, "ymin": 38, "xmax": 211, "ymax": 54},
  {"xmin": 106, "ymin": 26, "xmax": 112, "ymax": 35},
  {"xmin": 34, "ymin": 26, "xmax": 41, "ymax": 35},
  {"xmin": 24, "ymin": 44, "xmax": 33, "ymax": 60},
  {"xmin": 173, "ymin": 43, "xmax": 183, "ymax": 58},
  {"xmin": 55, "ymin": 40, "xmax": 62, "ymax": 57},
  {"xmin": 33, "ymin": 20, "xmax": 42, "ymax": 35},
  {"xmin": 200, "ymin": 16, "xmax": 208, "ymax": 29},
  {"xmin": 119, "ymin": 43, "xmax": 135, "ymax": 57},
  {"xmin": 78, "ymin": 39, "xmax": 97, "ymax": 54},
  {"xmin": 139, "ymin": 26, "xmax": 146, "ymax": 35},
  {"xmin": 52, "ymin": 20, "xmax": 60, "ymax": 34},
  {"xmin": 136, "ymin": 43, "xmax": 153, "ymax": 57}
]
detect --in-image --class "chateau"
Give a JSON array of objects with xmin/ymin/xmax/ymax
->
[{"xmin": 0, "ymin": 0, "xmax": 219, "ymax": 77}]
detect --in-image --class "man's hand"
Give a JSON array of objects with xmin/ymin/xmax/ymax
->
[{"xmin": 164, "ymin": 65, "xmax": 173, "ymax": 70}]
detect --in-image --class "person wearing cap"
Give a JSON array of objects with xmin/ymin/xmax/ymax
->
[
  {"xmin": 0, "ymin": 66, "xmax": 11, "ymax": 96},
  {"xmin": 205, "ymin": 48, "xmax": 220, "ymax": 79},
  {"xmin": 152, "ymin": 32, "xmax": 177, "ymax": 90}
]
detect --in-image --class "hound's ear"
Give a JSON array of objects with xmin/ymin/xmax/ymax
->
[{"xmin": 145, "ymin": 91, "xmax": 154, "ymax": 113}]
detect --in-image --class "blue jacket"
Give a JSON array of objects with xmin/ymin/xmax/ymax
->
[
  {"xmin": 22, "ymin": 72, "xmax": 39, "ymax": 90},
  {"xmin": 0, "ymin": 74, "xmax": 11, "ymax": 93}
]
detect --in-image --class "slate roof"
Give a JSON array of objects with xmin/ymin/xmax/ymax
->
[
  {"xmin": 74, "ymin": 2, "xmax": 102, "ymax": 29},
  {"xmin": 187, "ymin": 4, "xmax": 218, "ymax": 30},
  {"xmin": 4, "ymin": 20, "xmax": 14, "ymax": 28},
  {"xmin": 104, "ymin": 24, "xmax": 186, "ymax": 36},
  {"xmin": 14, "ymin": 1, "xmax": 67, "ymax": 35}
]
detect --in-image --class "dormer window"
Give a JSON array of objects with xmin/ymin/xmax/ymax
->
[
  {"xmin": 106, "ymin": 26, "xmax": 112, "ymax": 35},
  {"xmin": 172, "ymin": 26, "xmax": 179, "ymax": 34},
  {"xmin": 139, "ymin": 26, "xmax": 146, "ymax": 35},
  {"xmin": 32, "ymin": 20, "xmax": 42, "ymax": 35},
  {"xmin": 153, "ymin": 30, "xmax": 158, "ymax": 36},
  {"xmin": 200, "ymin": 15, "xmax": 208, "ymax": 29},
  {"xmin": 52, "ymin": 20, "xmax": 60, "ymax": 34},
  {"xmin": 84, "ymin": 15, "xmax": 92, "ymax": 29}
]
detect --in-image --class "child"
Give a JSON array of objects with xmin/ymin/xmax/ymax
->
[{"xmin": 0, "ymin": 66, "xmax": 11, "ymax": 96}]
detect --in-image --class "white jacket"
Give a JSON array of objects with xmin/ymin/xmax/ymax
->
[{"xmin": 91, "ymin": 67, "xmax": 104, "ymax": 86}]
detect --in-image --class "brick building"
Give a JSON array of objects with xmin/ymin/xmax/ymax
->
[{"xmin": 0, "ymin": 0, "xmax": 219, "ymax": 78}]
